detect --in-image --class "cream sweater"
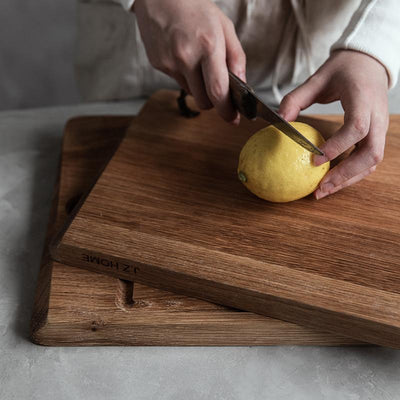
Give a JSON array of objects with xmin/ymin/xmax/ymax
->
[{"xmin": 75, "ymin": 0, "xmax": 400, "ymax": 103}]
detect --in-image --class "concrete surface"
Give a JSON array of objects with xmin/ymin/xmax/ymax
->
[{"xmin": 1, "ymin": 97, "xmax": 400, "ymax": 400}]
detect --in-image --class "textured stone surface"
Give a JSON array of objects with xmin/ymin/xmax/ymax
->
[{"xmin": 1, "ymin": 98, "xmax": 400, "ymax": 400}]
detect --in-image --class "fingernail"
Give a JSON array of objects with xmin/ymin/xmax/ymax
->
[
  {"xmin": 238, "ymin": 71, "xmax": 246, "ymax": 82},
  {"xmin": 315, "ymin": 182, "xmax": 334, "ymax": 200},
  {"xmin": 278, "ymin": 111, "xmax": 287, "ymax": 120},
  {"xmin": 321, "ymin": 182, "xmax": 334, "ymax": 193},
  {"xmin": 315, "ymin": 189, "xmax": 326, "ymax": 200},
  {"xmin": 314, "ymin": 155, "xmax": 328, "ymax": 166},
  {"xmin": 232, "ymin": 114, "xmax": 240, "ymax": 126}
]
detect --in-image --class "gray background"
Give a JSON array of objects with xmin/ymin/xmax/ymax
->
[{"xmin": 0, "ymin": 0, "xmax": 79, "ymax": 110}]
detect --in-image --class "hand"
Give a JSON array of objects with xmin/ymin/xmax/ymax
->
[
  {"xmin": 279, "ymin": 50, "xmax": 389, "ymax": 199},
  {"xmin": 133, "ymin": 0, "xmax": 246, "ymax": 123}
]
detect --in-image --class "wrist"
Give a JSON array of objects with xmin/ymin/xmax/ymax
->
[
  {"xmin": 330, "ymin": 49, "xmax": 390, "ymax": 90},
  {"xmin": 330, "ymin": 49, "xmax": 389, "ymax": 89}
]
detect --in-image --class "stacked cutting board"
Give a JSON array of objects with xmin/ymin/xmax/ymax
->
[{"xmin": 31, "ymin": 90, "xmax": 400, "ymax": 347}]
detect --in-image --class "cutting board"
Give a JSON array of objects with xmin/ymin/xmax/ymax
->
[
  {"xmin": 51, "ymin": 90, "xmax": 400, "ymax": 347},
  {"xmin": 31, "ymin": 115, "xmax": 359, "ymax": 345}
]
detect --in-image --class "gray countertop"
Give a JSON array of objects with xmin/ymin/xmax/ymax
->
[{"xmin": 1, "ymin": 95, "xmax": 400, "ymax": 400}]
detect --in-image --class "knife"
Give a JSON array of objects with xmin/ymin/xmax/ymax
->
[{"xmin": 229, "ymin": 71, "xmax": 324, "ymax": 156}]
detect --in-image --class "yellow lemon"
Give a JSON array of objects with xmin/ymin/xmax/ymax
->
[{"xmin": 237, "ymin": 122, "xmax": 329, "ymax": 202}]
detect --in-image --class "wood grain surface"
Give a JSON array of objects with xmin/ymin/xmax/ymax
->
[
  {"xmin": 31, "ymin": 115, "xmax": 360, "ymax": 346},
  {"xmin": 52, "ymin": 90, "xmax": 400, "ymax": 346}
]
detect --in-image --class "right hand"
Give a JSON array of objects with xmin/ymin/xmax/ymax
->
[{"xmin": 133, "ymin": 0, "xmax": 246, "ymax": 124}]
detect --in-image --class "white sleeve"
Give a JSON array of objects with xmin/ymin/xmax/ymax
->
[
  {"xmin": 330, "ymin": 0, "xmax": 400, "ymax": 88},
  {"xmin": 104, "ymin": 0, "xmax": 135, "ymax": 11}
]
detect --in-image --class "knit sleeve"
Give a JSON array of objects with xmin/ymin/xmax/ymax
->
[{"xmin": 330, "ymin": 0, "xmax": 400, "ymax": 88}]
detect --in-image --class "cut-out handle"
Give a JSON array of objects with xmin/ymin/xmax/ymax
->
[{"xmin": 115, "ymin": 279, "xmax": 134, "ymax": 308}]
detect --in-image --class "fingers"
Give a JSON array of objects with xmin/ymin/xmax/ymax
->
[
  {"xmin": 201, "ymin": 46, "xmax": 238, "ymax": 123},
  {"xmin": 184, "ymin": 67, "xmax": 213, "ymax": 110},
  {"xmin": 169, "ymin": 72, "xmax": 191, "ymax": 95},
  {"xmin": 170, "ymin": 37, "xmax": 212, "ymax": 110},
  {"xmin": 315, "ymin": 166, "xmax": 376, "ymax": 200},
  {"xmin": 172, "ymin": 20, "xmax": 240, "ymax": 123},
  {"xmin": 279, "ymin": 75, "xmax": 324, "ymax": 121},
  {"xmin": 313, "ymin": 96, "xmax": 371, "ymax": 166},
  {"xmin": 201, "ymin": 16, "xmax": 245, "ymax": 123},
  {"xmin": 276, "ymin": 50, "xmax": 389, "ymax": 199},
  {"xmin": 184, "ymin": 15, "xmax": 244, "ymax": 123},
  {"xmin": 223, "ymin": 19, "xmax": 246, "ymax": 82},
  {"xmin": 137, "ymin": 0, "xmax": 242, "ymax": 124},
  {"xmin": 314, "ymin": 112, "xmax": 387, "ymax": 199}
]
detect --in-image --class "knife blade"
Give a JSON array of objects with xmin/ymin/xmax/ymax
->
[{"xmin": 229, "ymin": 71, "xmax": 324, "ymax": 156}]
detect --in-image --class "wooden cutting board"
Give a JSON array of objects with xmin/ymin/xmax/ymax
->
[
  {"xmin": 51, "ymin": 90, "xmax": 400, "ymax": 347},
  {"xmin": 31, "ymin": 115, "xmax": 359, "ymax": 346}
]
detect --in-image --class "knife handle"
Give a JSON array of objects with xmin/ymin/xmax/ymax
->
[{"xmin": 228, "ymin": 71, "xmax": 257, "ymax": 120}]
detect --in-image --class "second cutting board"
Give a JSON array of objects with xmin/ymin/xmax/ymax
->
[{"xmin": 52, "ymin": 90, "xmax": 400, "ymax": 348}]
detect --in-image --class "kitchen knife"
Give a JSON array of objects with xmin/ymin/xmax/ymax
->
[{"xmin": 229, "ymin": 71, "xmax": 324, "ymax": 156}]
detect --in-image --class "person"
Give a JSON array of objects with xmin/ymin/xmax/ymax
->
[{"xmin": 75, "ymin": 0, "xmax": 400, "ymax": 199}]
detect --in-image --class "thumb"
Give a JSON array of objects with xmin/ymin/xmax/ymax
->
[
  {"xmin": 279, "ymin": 76, "xmax": 324, "ymax": 121},
  {"xmin": 222, "ymin": 19, "xmax": 246, "ymax": 81}
]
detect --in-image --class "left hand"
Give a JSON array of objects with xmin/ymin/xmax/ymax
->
[{"xmin": 279, "ymin": 49, "xmax": 389, "ymax": 200}]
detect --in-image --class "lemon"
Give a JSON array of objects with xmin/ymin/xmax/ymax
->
[{"xmin": 237, "ymin": 122, "xmax": 329, "ymax": 202}]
